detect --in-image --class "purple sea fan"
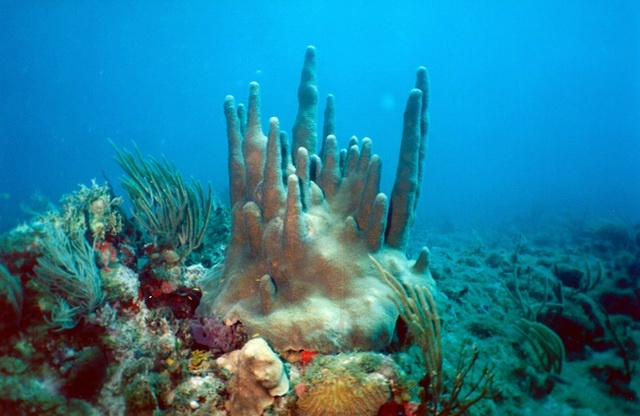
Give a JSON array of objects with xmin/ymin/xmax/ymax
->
[{"xmin": 190, "ymin": 316, "xmax": 247, "ymax": 355}]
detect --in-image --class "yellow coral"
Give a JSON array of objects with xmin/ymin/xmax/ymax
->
[{"xmin": 188, "ymin": 350, "xmax": 214, "ymax": 373}]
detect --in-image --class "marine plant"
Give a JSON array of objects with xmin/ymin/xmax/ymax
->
[
  {"xmin": 515, "ymin": 318, "xmax": 565, "ymax": 375},
  {"xmin": 503, "ymin": 235, "xmax": 563, "ymax": 321},
  {"xmin": 34, "ymin": 224, "xmax": 104, "ymax": 330},
  {"xmin": 112, "ymin": 143, "xmax": 214, "ymax": 265},
  {"xmin": 578, "ymin": 262, "xmax": 603, "ymax": 294},
  {"xmin": 374, "ymin": 256, "xmax": 498, "ymax": 415},
  {"xmin": 198, "ymin": 46, "xmax": 434, "ymax": 353}
]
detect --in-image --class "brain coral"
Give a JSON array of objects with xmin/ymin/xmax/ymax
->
[
  {"xmin": 295, "ymin": 353, "xmax": 395, "ymax": 416},
  {"xmin": 297, "ymin": 371, "xmax": 390, "ymax": 416},
  {"xmin": 197, "ymin": 46, "xmax": 434, "ymax": 353}
]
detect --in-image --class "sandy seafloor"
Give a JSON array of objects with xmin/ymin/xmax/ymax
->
[{"xmin": 1, "ymin": 190, "xmax": 639, "ymax": 415}]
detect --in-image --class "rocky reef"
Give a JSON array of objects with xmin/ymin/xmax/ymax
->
[{"xmin": 198, "ymin": 46, "xmax": 435, "ymax": 353}]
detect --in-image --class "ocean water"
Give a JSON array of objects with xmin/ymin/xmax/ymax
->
[{"xmin": 1, "ymin": 0, "xmax": 638, "ymax": 232}]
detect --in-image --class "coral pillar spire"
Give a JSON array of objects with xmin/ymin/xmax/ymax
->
[
  {"xmin": 387, "ymin": 68, "xmax": 430, "ymax": 250},
  {"xmin": 292, "ymin": 46, "xmax": 319, "ymax": 164},
  {"xmin": 199, "ymin": 48, "xmax": 434, "ymax": 353}
]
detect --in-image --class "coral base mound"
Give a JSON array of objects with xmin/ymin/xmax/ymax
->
[{"xmin": 198, "ymin": 46, "xmax": 434, "ymax": 353}]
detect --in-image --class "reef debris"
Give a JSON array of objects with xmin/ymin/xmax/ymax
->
[{"xmin": 216, "ymin": 337, "xmax": 289, "ymax": 416}]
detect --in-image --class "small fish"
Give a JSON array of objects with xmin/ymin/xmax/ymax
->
[{"xmin": 0, "ymin": 193, "xmax": 10, "ymax": 200}]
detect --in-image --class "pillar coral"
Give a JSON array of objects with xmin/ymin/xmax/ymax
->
[{"xmin": 198, "ymin": 46, "xmax": 434, "ymax": 353}]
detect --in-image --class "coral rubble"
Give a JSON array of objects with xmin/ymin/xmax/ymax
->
[
  {"xmin": 198, "ymin": 46, "xmax": 435, "ymax": 353},
  {"xmin": 216, "ymin": 337, "xmax": 289, "ymax": 416}
]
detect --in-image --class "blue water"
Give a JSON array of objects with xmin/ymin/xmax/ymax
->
[{"xmin": 1, "ymin": 0, "xmax": 639, "ymax": 232}]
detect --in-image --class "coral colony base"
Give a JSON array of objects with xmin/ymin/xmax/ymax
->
[
  {"xmin": 197, "ymin": 46, "xmax": 434, "ymax": 353},
  {"xmin": 1, "ymin": 46, "xmax": 640, "ymax": 416}
]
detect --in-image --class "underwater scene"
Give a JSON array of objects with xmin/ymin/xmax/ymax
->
[{"xmin": 1, "ymin": 1, "xmax": 639, "ymax": 415}]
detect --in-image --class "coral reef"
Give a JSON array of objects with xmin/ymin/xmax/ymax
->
[
  {"xmin": 0, "ymin": 264, "xmax": 23, "ymax": 335},
  {"xmin": 2, "ymin": 46, "xmax": 639, "ymax": 416},
  {"xmin": 198, "ymin": 46, "xmax": 434, "ymax": 353},
  {"xmin": 61, "ymin": 346, "xmax": 108, "ymax": 400},
  {"xmin": 112, "ymin": 143, "xmax": 214, "ymax": 266},
  {"xmin": 59, "ymin": 179, "xmax": 124, "ymax": 242},
  {"xmin": 191, "ymin": 316, "xmax": 248, "ymax": 355},
  {"xmin": 34, "ymin": 224, "xmax": 104, "ymax": 330}
]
